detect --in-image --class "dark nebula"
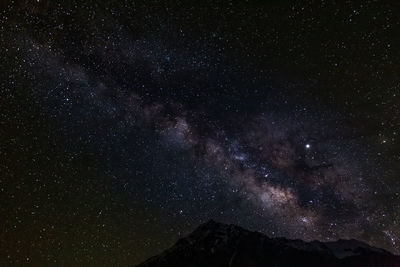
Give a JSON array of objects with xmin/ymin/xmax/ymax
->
[{"xmin": 0, "ymin": 1, "xmax": 399, "ymax": 265}]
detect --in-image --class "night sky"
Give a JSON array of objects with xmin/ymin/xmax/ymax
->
[{"xmin": 1, "ymin": 0, "xmax": 400, "ymax": 265}]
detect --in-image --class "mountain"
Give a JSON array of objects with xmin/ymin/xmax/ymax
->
[{"xmin": 137, "ymin": 220, "xmax": 400, "ymax": 267}]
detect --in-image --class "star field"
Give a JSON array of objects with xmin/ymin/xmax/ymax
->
[{"xmin": 1, "ymin": 1, "xmax": 400, "ymax": 265}]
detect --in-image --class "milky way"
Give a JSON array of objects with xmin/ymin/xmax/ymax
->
[{"xmin": 1, "ymin": 1, "xmax": 400, "ymax": 265}]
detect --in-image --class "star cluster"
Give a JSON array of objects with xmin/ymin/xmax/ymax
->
[{"xmin": 1, "ymin": 1, "xmax": 399, "ymax": 265}]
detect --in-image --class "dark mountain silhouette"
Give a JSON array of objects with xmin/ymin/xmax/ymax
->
[{"xmin": 137, "ymin": 220, "xmax": 400, "ymax": 267}]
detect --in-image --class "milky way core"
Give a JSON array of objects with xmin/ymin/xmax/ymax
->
[{"xmin": 1, "ymin": 1, "xmax": 400, "ymax": 265}]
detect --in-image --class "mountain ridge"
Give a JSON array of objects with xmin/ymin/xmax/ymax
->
[{"xmin": 137, "ymin": 219, "xmax": 400, "ymax": 267}]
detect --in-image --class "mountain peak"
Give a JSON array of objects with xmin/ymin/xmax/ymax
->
[
  {"xmin": 198, "ymin": 219, "xmax": 219, "ymax": 228},
  {"xmin": 137, "ymin": 220, "xmax": 400, "ymax": 267}
]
